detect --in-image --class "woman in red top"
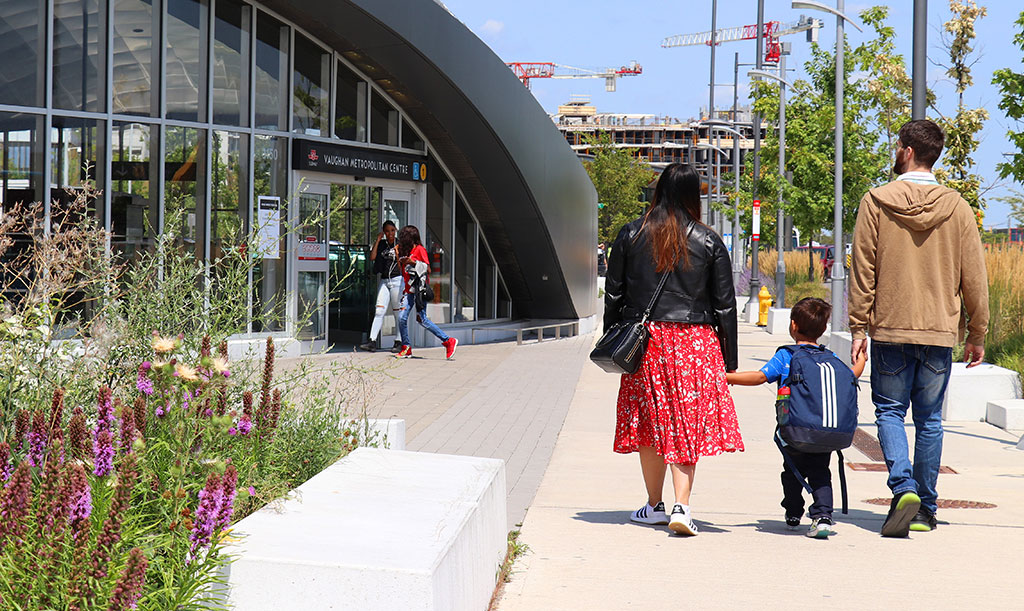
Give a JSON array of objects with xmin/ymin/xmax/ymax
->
[{"xmin": 395, "ymin": 225, "xmax": 458, "ymax": 360}]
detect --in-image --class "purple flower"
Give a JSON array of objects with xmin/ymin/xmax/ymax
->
[
  {"xmin": 236, "ymin": 414, "xmax": 252, "ymax": 436},
  {"xmin": 96, "ymin": 386, "xmax": 115, "ymax": 431},
  {"xmin": 93, "ymin": 429, "xmax": 114, "ymax": 476},
  {"xmin": 67, "ymin": 463, "xmax": 92, "ymax": 527},
  {"xmin": 107, "ymin": 547, "xmax": 148, "ymax": 611},
  {"xmin": 0, "ymin": 443, "xmax": 10, "ymax": 482},
  {"xmin": 0, "ymin": 462, "xmax": 32, "ymax": 551},
  {"xmin": 182, "ymin": 390, "xmax": 192, "ymax": 413},
  {"xmin": 216, "ymin": 465, "xmax": 238, "ymax": 530},
  {"xmin": 27, "ymin": 411, "xmax": 47, "ymax": 467},
  {"xmin": 247, "ymin": 486, "xmax": 255, "ymax": 496},
  {"xmin": 190, "ymin": 472, "xmax": 224, "ymax": 556},
  {"xmin": 136, "ymin": 366, "xmax": 154, "ymax": 396}
]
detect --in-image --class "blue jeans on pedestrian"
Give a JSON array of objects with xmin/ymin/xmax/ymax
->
[
  {"xmin": 398, "ymin": 293, "xmax": 449, "ymax": 347},
  {"xmin": 870, "ymin": 341, "xmax": 952, "ymax": 515}
]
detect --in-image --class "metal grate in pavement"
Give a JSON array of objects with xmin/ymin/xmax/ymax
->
[
  {"xmin": 847, "ymin": 462, "xmax": 957, "ymax": 474},
  {"xmin": 864, "ymin": 498, "xmax": 997, "ymax": 509}
]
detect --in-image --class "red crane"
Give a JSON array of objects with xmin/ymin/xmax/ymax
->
[
  {"xmin": 661, "ymin": 16, "xmax": 821, "ymax": 63},
  {"xmin": 506, "ymin": 61, "xmax": 642, "ymax": 91}
]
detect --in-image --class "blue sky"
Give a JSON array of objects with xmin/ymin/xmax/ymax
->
[{"xmin": 440, "ymin": 0, "xmax": 1024, "ymax": 227}]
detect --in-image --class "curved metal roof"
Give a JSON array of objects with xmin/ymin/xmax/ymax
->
[{"xmin": 263, "ymin": 0, "xmax": 597, "ymax": 319}]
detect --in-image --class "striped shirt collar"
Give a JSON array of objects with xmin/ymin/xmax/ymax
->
[{"xmin": 896, "ymin": 171, "xmax": 939, "ymax": 185}]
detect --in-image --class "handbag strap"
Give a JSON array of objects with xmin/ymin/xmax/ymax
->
[{"xmin": 639, "ymin": 221, "xmax": 695, "ymax": 324}]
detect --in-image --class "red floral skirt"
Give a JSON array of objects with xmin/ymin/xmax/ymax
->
[{"xmin": 614, "ymin": 322, "xmax": 744, "ymax": 464}]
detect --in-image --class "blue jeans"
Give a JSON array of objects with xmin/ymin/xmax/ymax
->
[
  {"xmin": 870, "ymin": 341, "xmax": 952, "ymax": 514},
  {"xmin": 398, "ymin": 293, "xmax": 449, "ymax": 347}
]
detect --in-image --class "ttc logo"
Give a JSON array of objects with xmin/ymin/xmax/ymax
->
[{"xmin": 307, "ymin": 149, "xmax": 319, "ymax": 162}]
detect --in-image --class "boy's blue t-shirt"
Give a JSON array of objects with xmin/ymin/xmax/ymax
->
[{"xmin": 760, "ymin": 344, "xmax": 845, "ymax": 389}]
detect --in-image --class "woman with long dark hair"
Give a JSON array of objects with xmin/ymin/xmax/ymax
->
[
  {"xmin": 603, "ymin": 163, "xmax": 742, "ymax": 535},
  {"xmin": 395, "ymin": 225, "xmax": 458, "ymax": 360}
]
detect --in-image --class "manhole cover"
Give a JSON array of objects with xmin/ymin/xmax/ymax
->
[{"xmin": 864, "ymin": 498, "xmax": 996, "ymax": 509}]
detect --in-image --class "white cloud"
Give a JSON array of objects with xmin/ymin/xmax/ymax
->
[{"xmin": 481, "ymin": 19, "xmax": 505, "ymax": 37}]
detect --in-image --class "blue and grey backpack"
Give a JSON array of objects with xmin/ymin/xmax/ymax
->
[{"xmin": 774, "ymin": 344, "xmax": 860, "ymax": 512}]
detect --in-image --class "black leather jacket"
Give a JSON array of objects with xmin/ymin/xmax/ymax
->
[{"xmin": 603, "ymin": 216, "xmax": 738, "ymax": 371}]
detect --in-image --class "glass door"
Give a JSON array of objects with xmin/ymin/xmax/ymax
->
[
  {"xmin": 328, "ymin": 184, "xmax": 378, "ymax": 345},
  {"xmin": 293, "ymin": 183, "xmax": 329, "ymax": 352}
]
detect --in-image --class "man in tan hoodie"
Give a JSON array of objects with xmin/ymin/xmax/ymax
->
[{"xmin": 849, "ymin": 119, "xmax": 988, "ymax": 538}]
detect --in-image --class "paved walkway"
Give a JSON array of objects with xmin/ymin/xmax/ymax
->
[
  {"xmin": 496, "ymin": 318, "xmax": 1024, "ymax": 610},
  {"xmin": 283, "ymin": 333, "xmax": 591, "ymax": 528}
]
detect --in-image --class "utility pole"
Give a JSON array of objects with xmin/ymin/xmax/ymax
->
[
  {"xmin": 912, "ymin": 0, "xmax": 927, "ymax": 119},
  {"xmin": 705, "ymin": 0, "xmax": 718, "ymax": 226},
  {"xmin": 747, "ymin": 0, "xmax": 765, "ymax": 314},
  {"xmin": 832, "ymin": 0, "xmax": 847, "ymax": 332}
]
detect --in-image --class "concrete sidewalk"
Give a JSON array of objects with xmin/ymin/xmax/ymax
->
[{"xmin": 497, "ymin": 319, "xmax": 1024, "ymax": 610}]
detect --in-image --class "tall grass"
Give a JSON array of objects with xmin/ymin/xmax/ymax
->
[
  {"xmin": 984, "ymin": 244, "xmax": 1024, "ymax": 378},
  {"xmin": 747, "ymin": 249, "xmax": 826, "ymax": 307}
]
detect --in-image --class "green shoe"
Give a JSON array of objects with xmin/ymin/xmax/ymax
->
[
  {"xmin": 909, "ymin": 509, "xmax": 937, "ymax": 532},
  {"xmin": 881, "ymin": 491, "xmax": 921, "ymax": 538}
]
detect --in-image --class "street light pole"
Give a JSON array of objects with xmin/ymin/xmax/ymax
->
[
  {"xmin": 775, "ymin": 50, "xmax": 788, "ymax": 308},
  {"xmin": 912, "ymin": 0, "xmax": 927, "ymax": 119},
  {"xmin": 732, "ymin": 52, "xmax": 742, "ymax": 291},
  {"xmin": 748, "ymin": 0, "xmax": 765, "ymax": 314},
  {"xmin": 832, "ymin": 0, "xmax": 846, "ymax": 333}
]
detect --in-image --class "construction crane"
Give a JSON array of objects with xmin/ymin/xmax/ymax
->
[
  {"xmin": 506, "ymin": 61, "xmax": 642, "ymax": 91},
  {"xmin": 661, "ymin": 16, "xmax": 822, "ymax": 64}
]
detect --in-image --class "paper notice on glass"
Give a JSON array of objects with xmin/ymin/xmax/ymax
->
[{"xmin": 256, "ymin": 196, "xmax": 281, "ymax": 259}]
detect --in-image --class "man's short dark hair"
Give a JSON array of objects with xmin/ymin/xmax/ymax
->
[
  {"xmin": 382, "ymin": 220, "xmax": 397, "ymax": 230},
  {"xmin": 790, "ymin": 297, "xmax": 831, "ymax": 340},
  {"xmin": 898, "ymin": 120, "xmax": 945, "ymax": 168}
]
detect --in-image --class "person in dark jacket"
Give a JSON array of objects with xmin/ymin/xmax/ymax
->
[
  {"xmin": 359, "ymin": 220, "xmax": 403, "ymax": 353},
  {"xmin": 604, "ymin": 163, "xmax": 742, "ymax": 536}
]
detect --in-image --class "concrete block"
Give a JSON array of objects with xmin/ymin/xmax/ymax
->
[
  {"xmin": 985, "ymin": 399, "xmax": 1024, "ymax": 431},
  {"xmin": 1017, "ymin": 434, "xmax": 1024, "ymax": 451},
  {"xmin": 223, "ymin": 448, "xmax": 507, "ymax": 611},
  {"xmin": 942, "ymin": 363, "xmax": 1023, "ymax": 422},
  {"xmin": 364, "ymin": 418, "xmax": 407, "ymax": 450},
  {"xmin": 766, "ymin": 308, "xmax": 791, "ymax": 336},
  {"xmin": 226, "ymin": 335, "xmax": 300, "ymax": 361},
  {"xmin": 827, "ymin": 332, "xmax": 855, "ymax": 368},
  {"xmin": 744, "ymin": 301, "xmax": 759, "ymax": 325}
]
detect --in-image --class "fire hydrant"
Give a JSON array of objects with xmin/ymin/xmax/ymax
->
[{"xmin": 757, "ymin": 286, "xmax": 772, "ymax": 327}]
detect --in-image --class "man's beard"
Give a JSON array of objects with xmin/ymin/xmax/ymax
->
[{"xmin": 893, "ymin": 149, "xmax": 907, "ymax": 176}]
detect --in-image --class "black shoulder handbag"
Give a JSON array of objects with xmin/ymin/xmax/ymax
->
[{"xmin": 589, "ymin": 270, "xmax": 670, "ymax": 375}]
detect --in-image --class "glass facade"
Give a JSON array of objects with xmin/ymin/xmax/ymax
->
[{"xmin": 6, "ymin": 0, "xmax": 509, "ymax": 347}]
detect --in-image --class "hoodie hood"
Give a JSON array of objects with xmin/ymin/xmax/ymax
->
[{"xmin": 868, "ymin": 181, "xmax": 961, "ymax": 232}]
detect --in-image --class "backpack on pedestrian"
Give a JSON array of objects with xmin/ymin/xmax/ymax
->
[{"xmin": 774, "ymin": 344, "xmax": 860, "ymax": 512}]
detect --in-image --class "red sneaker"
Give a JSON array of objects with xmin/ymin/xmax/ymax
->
[
  {"xmin": 444, "ymin": 337, "xmax": 458, "ymax": 360},
  {"xmin": 395, "ymin": 345, "xmax": 412, "ymax": 359}
]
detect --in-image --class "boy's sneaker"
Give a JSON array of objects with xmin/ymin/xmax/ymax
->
[
  {"xmin": 668, "ymin": 504, "xmax": 698, "ymax": 536},
  {"xmin": 443, "ymin": 337, "xmax": 458, "ymax": 360},
  {"xmin": 909, "ymin": 509, "xmax": 937, "ymax": 532},
  {"xmin": 395, "ymin": 345, "xmax": 413, "ymax": 359},
  {"xmin": 880, "ymin": 490, "xmax": 921, "ymax": 538},
  {"xmin": 805, "ymin": 517, "xmax": 836, "ymax": 539},
  {"xmin": 785, "ymin": 515, "xmax": 802, "ymax": 531},
  {"xmin": 629, "ymin": 501, "xmax": 669, "ymax": 525},
  {"xmin": 390, "ymin": 340, "xmax": 403, "ymax": 354}
]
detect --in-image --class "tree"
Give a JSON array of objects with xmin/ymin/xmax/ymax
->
[
  {"xmin": 934, "ymin": 0, "xmax": 989, "ymax": 221},
  {"xmin": 994, "ymin": 189, "xmax": 1024, "ymax": 228},
  {"xmin": 993, "ymin": 11, "xmax": 1024, "ymax": 184},
  {"xmin": 582, "ymin": 132, "xmax": 654, "ymax": 244}
]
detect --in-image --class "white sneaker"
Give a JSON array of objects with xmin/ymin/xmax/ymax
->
[
  {"xmin": 805, "ymin": 517, "xmax": 836, "ymax": 539},
  {"xmin": 630, "ymin": 501, "xmax": 669, "ymax": 525},
  {"xmin": 668, "ymin": 504, "xmax": 698, "ymax": 536}
]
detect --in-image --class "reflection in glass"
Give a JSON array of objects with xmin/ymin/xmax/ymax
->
[
  {"xmin": 297, "ymin": 271, "xmax": 326, "ymax": 341},
  {"xmin": 453, "ymin": 195, "xmax": 476, "ymax": 322},
  {"xmin": 166, "ymin": 0, "xmax": 209, "ymax": 121},
  {"xmin": 213, "ymin": 0, "xmax": 250, "ymax": 126},
  {"xmin": 255, "ymin": 11, "xmax": 289, "ymax": 131},
  {"xmin": 53, "ymin": 0, "xmax": 106, "ymax": 112},
  {"xmin": 401, "ymin": 119, "xmax": 424, "ymax": 151},
  {"xmin": 0, "ymin": 112, "xmax": 43, "ymax": 209},
  {"xmin": 0, "ymin": 0, "xmax": 46, "ymax": 107},
  {"xmin": 425, "ymin": 160, "xmax": 452, "ymax": 322},
  {"xmin": 164, "ymin": 126, "xmax": 206, "ymax": 260},
  {"xmin": 293, "ymin": 34, "xmax": 330, "ymax": 136},
  {"xmin": 478, "ymin": 244, "xmax": 496, "ymax": 320},
  {"xmin": 370, "ymin": 90, "xmax": 398, "ymax": 146},
  {"xmin": 113, "ymin": 0, "xmax": 159, "ymax": 116},
  {"xmin": 210, "ymin": 130, "xmax": 249, "ymax": 260},
  {"xmin": 335, "ymin": 61, "xmax": 366, "ymax": 141},
  {"xmin": 111, "ymin": 122, "xmax": 158, "ymax": 259},
  {"xmin": 252, "ymin": 134, "xmax": 287, "ymax": 331},
  {"xmin": 497, "ymin": 279, "xmax": 512, "ymax": 319},
  {"xmin": 51, "ymin": 116, "xmax": 105, "ymax": 221},
  {"xmin": 328, "ymin": 185, "xmax": 376, "ymax": 344}
]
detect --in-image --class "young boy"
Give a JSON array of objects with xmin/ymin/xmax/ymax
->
[{"xmin": 727, "ymin": 297, "xmax": 866, "ymax": 539}]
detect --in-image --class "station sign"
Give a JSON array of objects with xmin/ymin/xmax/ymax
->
[{"xmin": 292, "ymin": 139, "xmax": 428, "ymax": 183}]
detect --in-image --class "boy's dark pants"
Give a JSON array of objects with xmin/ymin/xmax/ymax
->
[{"xmin": 780, "ymin": 448, "xmax": 833, "ymax": 519}]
